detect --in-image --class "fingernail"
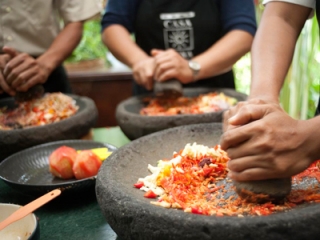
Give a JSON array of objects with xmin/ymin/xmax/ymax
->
[{"xmin": 227, "ymin": 172, "xmax": 233, "ymax": 179}]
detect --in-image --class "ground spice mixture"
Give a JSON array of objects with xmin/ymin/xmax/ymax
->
[
  {"xmin": 140, "ymin": 92, "xmax": 237, "ymax": 116},
  {"xmin": 134, "ymin": 143, "xmax": 320, "ymax": 217},
  {"xmin": 0, "ymin": 93, "xmax": 78, "ymax": 130}
]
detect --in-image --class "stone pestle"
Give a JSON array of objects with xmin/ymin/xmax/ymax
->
[{"xmin": 233, "ymin": 178, "xmax": 292, "ymax": 203}]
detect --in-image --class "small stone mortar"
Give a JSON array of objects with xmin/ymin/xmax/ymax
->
[
  {"xmin": 0, "ymin": 94, "xmax": 98, "ymax": 161},
  {"xmin": 116, "ymin": 87, "xmax": 247, "ymax": 140}
]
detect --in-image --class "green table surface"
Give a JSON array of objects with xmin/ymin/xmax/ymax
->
[{"xmin": 0, "ymin": 127, "xmax": 130, "ymax": 240}]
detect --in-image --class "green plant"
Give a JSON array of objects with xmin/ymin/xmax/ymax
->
[
  {"xmin": 234, "ymin": 3, "xmax": 320, "ymax": 120},
  {"xmin": 280, "ymin": 16, "xmax": 320, "ymax": 119},
  {"xmin": 65, "ymin": 20, "xmax": 108, "ymax": 63},
  {"xmin": 234, "ymin": 53, "xmax": 251, "ymax": 95}
]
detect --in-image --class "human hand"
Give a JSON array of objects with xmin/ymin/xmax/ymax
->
[
  {"xmin": 0, "ymin": 53, "xmax": 14, "ymax": 95},
  {"xmin": 220, "ymin": 99, "xmax": 314, "ymax": 181},
  {"xmin": 2, "ymin": 46, "xmax": 50, "ymax": 92},
  {"xmin": 132, "ymin": 56, "xmax": 156, "ymax": 90},
  {"xmin": 151, "ymin": 49, "xmax": 193, "ymax": 84},
  {"xmin": 222, "ymin": 99, "xmax": 266, "ymax": 132}
]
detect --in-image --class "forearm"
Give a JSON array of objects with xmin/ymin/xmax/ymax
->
[
  {"xmin": 250, "ymin": 2, "xmax": 311, "ymax": 102},
  {"xmin": 192, "ymin": 30, "xmax": 253, "ymax": 80},
  {"xmin": 102, "ymin": 25, "xmax": 149, "ymax": 68},
  {"xmin": 37, "ymin": 21, "xmax": 84, "ymax": 74}
]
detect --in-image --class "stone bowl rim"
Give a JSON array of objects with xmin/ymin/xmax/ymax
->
[{"xmin": 96, "ymin": 123, "xmax": 320, "ymax": 239}]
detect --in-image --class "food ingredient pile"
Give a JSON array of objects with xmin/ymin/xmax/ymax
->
[
  {"xmin": 134, "ymin": 143, "xmax": 320, "ymax": 216},
  {"xmin": 140, "ymin": 92, "xmax": 237, "ymax": 116},
  {"xmin": 0, "ymin": 93, "xmax": 78, "ymax": 130}
]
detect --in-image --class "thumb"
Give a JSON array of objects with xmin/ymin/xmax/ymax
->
[
  {"xmin": 2, "ymin": 46, "xmax": 19, "ymax": 58},
  {"xmin": 151, "ymin": 49, "xmax": 164, "ymax": 56}
]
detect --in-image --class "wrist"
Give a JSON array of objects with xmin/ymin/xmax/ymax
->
[
  {"xmin": 248, "ymin": 94, "xmax": 280, "ymax": 104},
  {"xmin": 128, "ymin": 52, "xmax": 151, "ymax": 68},
  {"xmin": 188, "ymin": 60, "xmax": 201, "ymax": 82},
  {"xmin": 36, "ymin": 56, "xmax": 57, "ymax": 75}
]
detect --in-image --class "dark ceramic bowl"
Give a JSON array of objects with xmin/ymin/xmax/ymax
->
[
  {"xmin": 0, "ymin": 203, "xmax": 40, "ymax": 240},
  {"xmin": 0, "ymin": 140, "xmax": 117, "ymax": 197},
  {"xmin": 0, "ymin": 94, "xmax": 98, "ymax": 162},
  {"xmin": 96, "ymin": 123, "xmax": 320, "ymax": 240},
  {"xmin": 115, "ymin": 88, "xmax": 247, "ymax": 140}
]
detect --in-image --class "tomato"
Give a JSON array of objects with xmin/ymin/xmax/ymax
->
[
  {"xmin": 38, "ymin": 112, "xmax": 45, "ymax": 121},
  {"xmin": 72, "ymin": 150, "xmax": 102, "ymax": 180},
  {"xmin": 191, "ymin": 207, "xmax": 203, "ymax": 215},
  {"xmin": 203, "ymin": 167, "xmax": 213, "ymax": 177},
  {"xmin": 134, "ymin": 182, "xmax": 144, "ymax": 189},
  {"xmin": 144, "ymin": 190, "xmax": 157, "ymax": 198},
  {"xmin": 32, "ymin": 107, "xmax": 40, "ymax": 112}
]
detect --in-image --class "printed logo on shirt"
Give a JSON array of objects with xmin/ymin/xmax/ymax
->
[{"xmin": 161, "ymin": 11, "xmax": 195, "ymax": 59}]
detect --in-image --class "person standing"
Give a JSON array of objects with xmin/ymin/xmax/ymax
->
[
  {"xmin": 0, "ymin": 0, "xmax": 102, "ymax": 98},
  {"xmin": 220, "ymin": 0, "xmax": 320, "ymax": 182},
  {"xmin": 101, "ymin": 0, "xmax": 256, "ymax": 95}
]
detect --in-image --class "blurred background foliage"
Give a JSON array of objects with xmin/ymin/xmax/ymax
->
[
  {"xmin": 65, "ymin": 20, "xmax": 107, "ymax": 63},
  {"xmin": 234, "ymin": 1, "xmax": 320, "ymax": 120}
]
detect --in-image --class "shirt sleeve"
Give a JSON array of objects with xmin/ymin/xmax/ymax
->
[
  {"xmin": 218, "ymin": 0, "xmax": 257, "ymax": 36},
  {"xmin": 101, "ymin": 0, "xmax": 142, "ymax": 33},
  {"xmin": 56, "ymin": 0, "xmax": 102, "ymax": 24},
  {"xmin": 262, "ymin": 0, "xmax": 315, "ymax": 9}
]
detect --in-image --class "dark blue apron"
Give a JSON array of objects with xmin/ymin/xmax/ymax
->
[{"xmin": 133, "ymin": 0, "xmax": 235, "ymax": 95}]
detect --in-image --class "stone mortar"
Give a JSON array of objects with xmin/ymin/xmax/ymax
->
[
  {"xmin": 0, "ymin": 94, "xmax": 98, "ymax": 161},
  {"xmin": 115, "ymin": 87, "xmax": 247, "ymax": 140},
  {"xmin": 96, "ymin": 123, "xmax": 320, "ymax": 240}
]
